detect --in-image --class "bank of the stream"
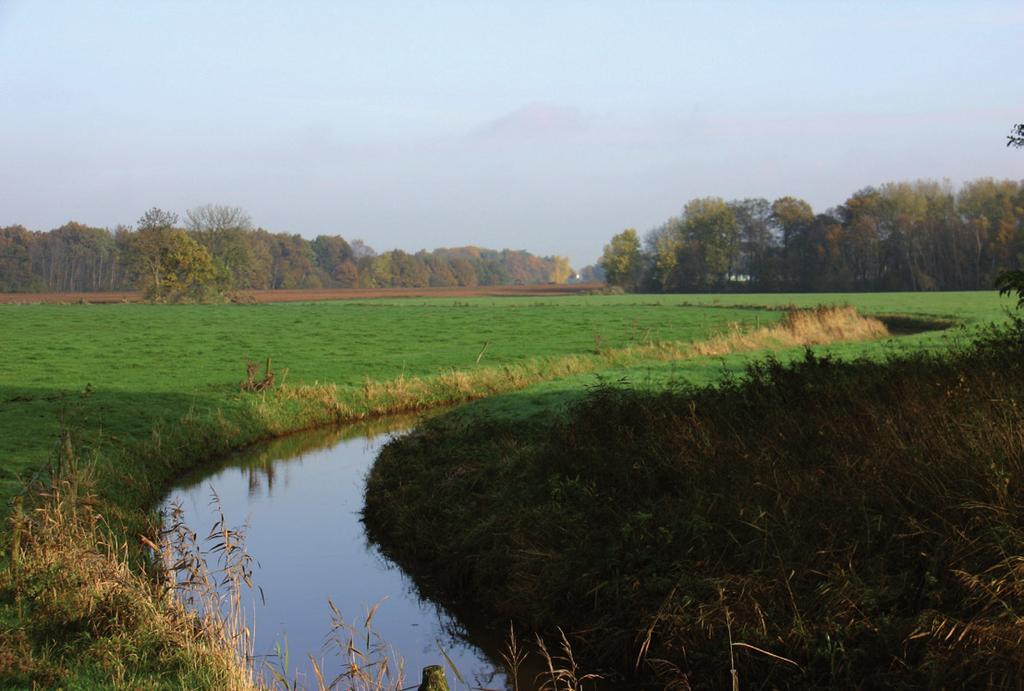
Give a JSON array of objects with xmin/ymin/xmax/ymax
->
[
  {"xmin": 364, "ymin": 317, "xmax": 1024, "ymax": 689},
  {"xmin": 0, "ymin": 302, "xmax": 974, "ymax": 687},
  {"xmin": 162, "ymin": 414, "xmax": 529, "ymax": 689}
]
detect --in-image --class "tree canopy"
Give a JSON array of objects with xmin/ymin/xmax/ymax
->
[
  {"xmin": 604, "ymin": 177, "xmax": 1024, "ymax": 293},
  {"xmin": 598, "ymin": 229, "xmax": 642, "ymax": 291},
  {"xmin": 0, "ymin": 209, "xmax": 576, "ymax": 296}
]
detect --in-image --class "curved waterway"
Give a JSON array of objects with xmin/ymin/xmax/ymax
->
[{"xmin": 162, "ymin": 414, "xmax": 516, "ymax": 690}]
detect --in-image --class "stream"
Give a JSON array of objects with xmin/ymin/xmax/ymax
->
[{"xmin": 162, "ymin": 415, "xmax": 517, "ymax": 690}]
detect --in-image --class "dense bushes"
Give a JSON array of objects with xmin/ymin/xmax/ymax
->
[{"xmin": 365, "ymin": 320, "xmax": 1024, "ymax": 688}]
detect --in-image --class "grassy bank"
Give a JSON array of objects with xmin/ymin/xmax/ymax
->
[
  {"xmin": 0, "ymin": 296, "xmax": 791, "ymax": 503},
  {"xmin": 364, "ymin": 318, "xmax": 1024, "ymax": 689},
  {"xmin": 1, "ymin": 292, "xmax": 1000, "ymax": 504},
  {"xmin": 2, "ymin": 438, "xmax": 257, "ymax": 689},
  {"xmin": 0, "ymin": 292, "xmax": 1005, "ymax": 687}
]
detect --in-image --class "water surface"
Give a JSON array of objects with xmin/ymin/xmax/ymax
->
[{"xmin": 163, "ymin": 416, "xmax": 512, "ymax": 689}]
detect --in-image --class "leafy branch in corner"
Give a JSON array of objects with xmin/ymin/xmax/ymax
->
[
  {"xmin": 997, "ymin": 124, "xmax": 1024, "ymax": 305},
  {"xmin": 995, "ymin": 270, "xmax": 1024, "ymax": 309},
  {"xmin": 1009, "ymin": 123, "xmax": 1024, "ymax": 148}
]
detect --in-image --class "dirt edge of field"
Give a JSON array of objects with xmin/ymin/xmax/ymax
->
[{"xmin": 0, "ymin": 284, "xmax": 604, "ymax": 305}]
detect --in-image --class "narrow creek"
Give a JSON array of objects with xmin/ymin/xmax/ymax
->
[{"xmin": 162, "ymin": 414, "xmax": 517, "ymax": 690}]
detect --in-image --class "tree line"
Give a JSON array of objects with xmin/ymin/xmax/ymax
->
[
  {"xmin": 599, "ymin": 177, "xmax": 1024, "ymax": 293},
  {"xmin": 0, "ymin": 205, "xmax": 573, "ymax": 299}
]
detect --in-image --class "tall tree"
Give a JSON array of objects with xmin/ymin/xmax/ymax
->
[
  {"xmin": 958, "ymin": 178, "xmax": 1021, "ymax": 286},
  {"xmin": 267, "ymin": 233, "xmax": 316, "ymax": 289},
  {"xmin": 599, "ymin": 228, "xmax": 643, "ymax": 291},
  {"xmin": 771, "ymin": 196, "xmax": 814, "ymax": 285},
  {"xmin": 549, "ymin": 255, "xmax": 573, "ymax": 283},
  {"xmin": 645, "ymin": 220, "xmax": 683, "ymax": 291},
  {"xmin": 0, "ymin": 225, "xmax": 36, "ymax": 291},
  {"xmin": 185, "ymin": 204, "xmax": 257, "ymax": 288},
  {"xmin": 124, "ymin": 208, "xmax": 217, "ymax": 301},
  {"xmin": 679, "ymin": 197, "xmax": 740, "ymax": 289},
  {"xmin": 311, "ymin": 235, "xmax": 355, "ymax": 287},
  {"xmin": 730, "ymin": 198, "xmax": 778, "ymax": 287},
  {"xmin": 449, "ymin": 256, "xmax": 478, "ymax": 287}
]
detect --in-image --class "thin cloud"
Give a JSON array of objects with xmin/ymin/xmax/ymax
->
[{"xmin": 470, "ymin": 103, "xmax": 589, "ymax": 142}]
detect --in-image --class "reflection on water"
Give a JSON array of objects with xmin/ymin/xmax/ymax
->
[{"xmin": 163, "ymin": 414, "xmax": 511, "ymax": 689}]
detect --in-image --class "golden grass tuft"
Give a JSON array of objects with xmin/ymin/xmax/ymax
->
[
  {"xmin": 257, "ymin": 306, "xmax": 890, "ymax": 434},
  {"xmin": 688, "ymin": 305, "xmax": 887, "ymax": 356},
  {"xmin": 3, "ymin": 436, "xmax": 257, "ymax": 689}
]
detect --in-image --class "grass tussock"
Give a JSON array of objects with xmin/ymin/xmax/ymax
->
[
  {"xmin": 1, "ymin": 436, "xmax": 256, "ymax": 689},
  {"xmin": 661, "ymin": 305, "xmax": 888, "ymax": 359},
  {"xmin": 364, "ymin": 318, "xmax": 1024, "ymax": 689}
]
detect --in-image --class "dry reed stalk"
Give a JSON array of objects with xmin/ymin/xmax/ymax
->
[
  {"xmin": 255, "ymin": 307, "xmax": 890, "ymax": 450},
  {"xmin": 535, "ymin": 628, "xmax": 603, "ymax": 691},
  {"xmin": 7, "ymin": 438, "xmax": 257, "ymax": 689}
]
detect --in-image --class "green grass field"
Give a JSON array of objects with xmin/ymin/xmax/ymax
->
[
  {"xmin": 0, "ymin": 291, "xmax": 1008, "ymax": 506},
  {"xmin": 0, "ymin": 289, "xmax": 1013, "ymax": 688},
  {"xmin": 0, "ymin": 298, "xmax": 780, "ymax": 498}
]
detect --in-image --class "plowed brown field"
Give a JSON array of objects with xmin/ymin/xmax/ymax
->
[{"xmin": 0, "ymin": 284, "xmax": 602, "ymax": 304}]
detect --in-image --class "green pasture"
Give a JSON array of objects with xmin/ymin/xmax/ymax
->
[
  {"xmin": 0, "ymin": 291, "xmax": 1009, "ymax": 507},
  {"xmin": 0, "ymin": 289, "xmax": 1012, "ymax": 688}
]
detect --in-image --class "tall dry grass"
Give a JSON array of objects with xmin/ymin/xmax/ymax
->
[
  {"xmin": 364, "ymin": 317, "xmax": 1024, "ymax": 689},
  {"xmin": 258, "ymin": 306, "xmax": 890, "ymax": 431},
  {"xmin": 3, "ymin": 433, "xmax": 605, "ymax": 689},
  {"xmin": 2, "ymin": 434, "xmax": 257, "ymax": 689}
]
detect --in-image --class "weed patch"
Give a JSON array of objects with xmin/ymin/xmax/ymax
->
[
  {"xmin": 365, "ymin": 319, "xmax": 1024, "ymax": 688},
  {"xmin": 1, "ymin": 437, "xmax": 256, "ymax": 689}
]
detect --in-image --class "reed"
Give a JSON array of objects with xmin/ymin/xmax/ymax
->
[
  {"xmin": 1, "ymin": 436, "xmax": 256, "ymax": 689},
  {"xmin": 364, "ymin": 316, "xmax": 1024, "ymax": 688}
]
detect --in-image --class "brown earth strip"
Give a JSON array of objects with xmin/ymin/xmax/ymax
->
[{"xmin": 0, "ymin": 284, "xmax": 602, "ymax": 305}]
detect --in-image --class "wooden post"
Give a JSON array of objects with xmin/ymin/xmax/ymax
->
[
  {"xmin": 418, "ymin": 665, "xmax": 450, "ymax": 691},
  {"xmin": 475, "ymin": 340, "xmax": 490, "ymax": 365}
]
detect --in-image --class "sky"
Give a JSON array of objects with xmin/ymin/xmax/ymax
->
[{"xmin": 1, "ymin": 1, "xmax": 1021, "ymax": 268}]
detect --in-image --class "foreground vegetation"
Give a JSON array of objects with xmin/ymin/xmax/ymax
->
[
  {"xmin": 0, "ymin": 291, "xmax": 1007, "ymax": 687},
  {"xmin": 365, "ymin": 316, "xmax": 1024, "ymax": 688}
]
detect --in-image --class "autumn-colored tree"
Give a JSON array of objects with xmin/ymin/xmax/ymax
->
[
  {"xmin": 549, "ymin": 256, "xmax": 573, "ymax": 283},
  {"xmin": 185, "ymin": 204, "xmax": 261, "ymax": 288},
  {"xmin": 266, "ymin": 232, "xmax": 316, "ymax": 289},
  {"xmin": 599, "ymin": 228, "xmax": 642, "ymax": 291},
  {"xmin": 124, "ymin": 208, "xmax": 217, "ymax": 302},
  {"xmin": 770, "ymin": 196, "xmax": 815, "ymax": 284},
  {"xmin": 423, "ymin": 254, "xmax": 459, "ymax": 287},
  {"xmin": 645, "ymin": 220, "xmax": 683, "ymax": 291},
  {"xmin": 958, "ymin": 178, "xmax": 1021, "ymax": 286},
  {"xmin": 311, "ymin": 235, "xmax": 355, "ymax": 287},
  {"xmin": 0, "ymin": 225, "xmax": 36, "ymax": 291},
  {"xmin": 449, "ymin": 256, "xmax": 478, "ymax": 287}
]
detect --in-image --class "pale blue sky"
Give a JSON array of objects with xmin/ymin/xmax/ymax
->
[{"xmin": 1, "ymin": 1, "xmax": 1021, "ymax": 267}]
